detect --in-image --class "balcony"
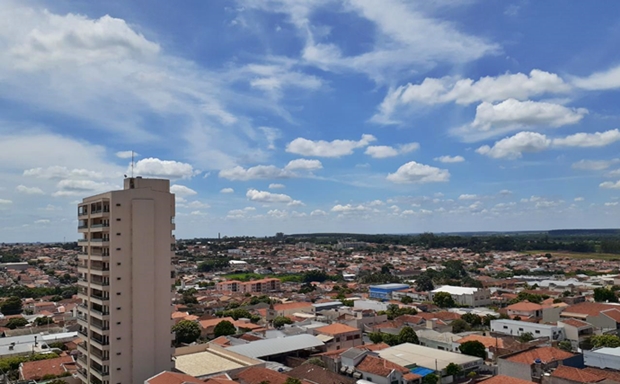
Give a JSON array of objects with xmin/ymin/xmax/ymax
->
[
  {"xmin": 77, "ymin": 238, "xmax": 88, "ymax": 246},
  {"xmin": 90, "ymin": 335, "xmax": 110, "ymax": 351},
  {"xmin": 90, "ymin": 209, "xmax": 110, "ymax": 219},
  {"xmin": 90, "ymin": 364, "xmax": 110, "ymax": 380},
  {"xmin": 90, "ymin": 346, "xmax": 109, "ymax": 362},
  {"xmin": 88, "ymin": 307, "xmax": 110, "ymax": 320}
]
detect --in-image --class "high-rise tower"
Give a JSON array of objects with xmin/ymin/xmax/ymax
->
[{"xmin": 76, "ymin": 177, "xmax": 175, "ymax": 384}]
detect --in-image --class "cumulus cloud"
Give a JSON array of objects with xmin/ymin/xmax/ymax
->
[
  {"xmin": 284, "ymin": 159, "xmax": 323, "ymax": 171},
  {"xmin": 24, "ymin": 166, "xmax": 104, "ymax": 180},
  {"xmin": 458, "ymin": 194, "xmax": 478, "ymax": 200},
  {"xmin": 220, "ymin": 188, "xmax": 234, "ymax": 194},
  {"xmin": 365, "ymin": 142, "xmax": 419, "ymax": 158},
  {"xmin": 116, "ymin": 151, "xmax": 138, "ymax": 159},
  {"xmin": 52, "ymin": 179, "xmax": 116, "ymax": 197},
  {"xmin": 434, "ymin": 155, "xmax": 465, "ymax": 163},
  {"xmin": 0, "ymin": 199, "xmax": 13, "ymax": 205},
  {"xmin": 572, "ymin": 159, "xmax": 620, "ymax": 171},
  {"xmin": 386, "ymin": 161, "xmax": 450, "ymax": 184},
  {"xmin": 269, "ymin": 183, "xmax": 285, "ymax": 189},
  {"xmin": 331, "ymin": 204, "xmax": 369, "ymax": 213},
  {"xmin": 373, "ymin": 69, "xmax": 570, "ymax": 123},
  {"xmin": 246, "ymin": 189, "xmax": 296, "ymax": 204},
  {"xmin": 16, "ymin": 185, "xmax": 44, "ymax": 195},
  {"xmin": 259, "ymin": 127, "xmax": 282, "ymax": 150},
  {"xmin": 227, "ymin": 206, "xmax": 256, "ymax": 219},
  {"xmin": 455, "ymin": 99, "xmax": 587, "ymax": 141},
  {"xmin": 286, "ymin": 134, "xmax": 376, "ymax": 157},
  {"xmin": 574, "ymin": 197, "xmax": 584, "ymax": 202},
  {"xmin": 572, "ymin": 65, "xmax": 620, "ymax": 90},
  {"xmin": 600, "ymin": 181, "xmax": 620, "ymax": 189},
  {"xmin": 476, "ymin": 132, "xmax": 551, "ymax": 159},
  {"xmin": 132, "ymin": 158, "xmax": 197, "ymax": 179},
  {"xmin": 170, "ymin": 184, "xmax": 197, "ymax": 196},
  {"xmin": 552, "ymin": 129, "xmax": 620, "ymax": 147},
  {"xmin": 310, "ymin": 209, "xmax": 327, "ymax": 217},
  {"xmin": 219, "ymin": 165, "xmax": 292, "ymax": 181}
]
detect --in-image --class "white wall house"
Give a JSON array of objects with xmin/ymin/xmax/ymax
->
[{"xmin": 491, "ymin": 319, "xmax": 565, "ymax": 341}]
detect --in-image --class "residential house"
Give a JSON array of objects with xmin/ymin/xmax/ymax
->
[
  {"xmin": 498, "ymin": 347, "xmax": 578, "ymax": 382},
  {"xmin": 505, "ymin": 301, "xmax": 544, "ymax": 321},
  {"xmin": 430, "ymin": 286, "xmax": 492, "ymax": 307},
  {"xmin": 355, "ymin": 355, "xmax": 421, "ymax": 384},
  {"xmin": 491, "ymin": 319, "xmax": 565, "ymax": 341},
  {"xmin": 288, "ymin": 363, "xmax": 356, "ymax": 384},
  {"xmin": 19, "ymin": 355, "xmax": 76, "ymax": 381},
  {"xmin": 199, "ymin": 317, "xmax": 236, "ymax": 339},
  {"xmin": 560, "ymin": 303, "xmax": 620, "ymax": 332},
  {"xmin": 557, "ymin": 319, "xmax": 594, "ymax": 351},
  {"xmin": 314, "ymin": 323, "xmax": 362, "ymax": 351}
]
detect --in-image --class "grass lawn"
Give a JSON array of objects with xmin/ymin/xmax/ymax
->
[{"xmin": 525, "ymin": 250, "xmax": 620, "ymax": 260}]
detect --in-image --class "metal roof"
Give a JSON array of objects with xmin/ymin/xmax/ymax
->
[{"xmin": 226, "ymin": 334, "xmax": 324, "ymax": 358}]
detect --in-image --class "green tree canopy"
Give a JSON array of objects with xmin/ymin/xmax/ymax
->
[
  {"xmin": 593, "ymin": 287, "xmax": 618, "ymax": 303},
  {"xmin": 591, "ymin": 334, "xmax": 620, "ymax": 348},
  {"xmin": 172, "ymin": 320, "xmax": 201, "ymax": 344},
  {"xmin": 518, "ymin": 332, "xmax": 534, "ymax": 343},
  {"xmin": 398, "ymin": 326, "xmax": 419, "ymax": 344},
  {"xmin": 459, "ymin": 340, "xmax": 487, "ymax": 359},
  {"xmin": 400, "ymin": 296, "xmax": 413, "ymax": 304},
  {"xmin": 451, "ymin": 319, "xmax": 472, "ymax": 334},
  {"xmin": 433, "ymin": 292, "xmax": 456, "ymax": 308},
  {"xmin": 213, "ymin": 320, "xmax": 236, "ymax": 338},
  {"xmin": 422, "ymin": 373, "xmax": 439, "ymax": 384},
  {"xmin": 1, "ymin": 296, "xmax": 23, "ymax": 315},
  {"xmin": 415, "ymin": 274, "xmax": 434, "ymax": 292},
  {"xmin": 273, "ymin": 316, "xmax": 293, "ymax": 328},
  {"xmin": 446, "ymin": 362, "xmax": 462, "ymax": 377},
  {"xmin": 558, "ymin": 340, "xmax": 573, "ymax": 352},
  {"xmin": 6, "ymin": 317, "xmax": 28, "ymax": 329},
  {"xmin": 461, "ymin": 313, "xmax": 482, "ymax": 327}
]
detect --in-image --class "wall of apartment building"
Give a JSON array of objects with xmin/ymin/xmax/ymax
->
[{"xmin": 498, "ymin": 360, "xmax": 532, "ymax": 382}]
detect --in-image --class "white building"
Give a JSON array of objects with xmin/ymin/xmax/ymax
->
[
  {"xmin": 430, "ymin": 286, "xmax": 491, "ymax": 307},
  {"xmin": 76, "ymin": 178, "xmax": 175, "ymax": 384},
  {"xmin": 584, "ymin": 347, "xmax": 620, "ymax": 370},
  {"xmin": 490, "ymin": 319, "xmax": 565, "ymax": 341}
]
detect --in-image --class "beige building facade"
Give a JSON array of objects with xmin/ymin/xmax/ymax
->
[{"xmin": 76, "ymin": 177, "xmax": 175, "ymax": 384}]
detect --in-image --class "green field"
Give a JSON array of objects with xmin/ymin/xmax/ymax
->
[{"xmin": 525, "ymin": 250, "xmax": 620, "ymax": 260}]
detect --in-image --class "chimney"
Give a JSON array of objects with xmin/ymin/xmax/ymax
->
[{"xmin": 426, "ymin": 318, "xmax": 436, "ymax": 330}]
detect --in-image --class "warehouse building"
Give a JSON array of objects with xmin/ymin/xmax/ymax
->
[{"xmin": 369, "ymin": 284, "xmax": 410, "ymax": 300}]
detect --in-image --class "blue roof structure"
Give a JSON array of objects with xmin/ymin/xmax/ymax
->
[{"xmin": 411, "ymin": 367, "xmax": 435, "ymax": 377}]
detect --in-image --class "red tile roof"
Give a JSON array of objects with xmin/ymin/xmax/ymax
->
[
  {"xmin": 563, "ymin": 302, "xmax": 616, "ymax": 317},
  {"xmin": 20, "ymin": 356, "xmax": 75, "ymax": 381},
  {"xmin": 601, "ymin": 309, "xmax": 620, "ymax": 323},
  {"xmin": 583, "ymin": 367, "xmax": 620, "ymax": 382},
  {"xmin": 504, "ymin": 347, "xmax": 575, "ymax": 365},
  {"xmin": 356, "ymin": 355, "xmax": 409, "ymax": 377},
  {"xmin": 315, "ymin": 323, "xmax": 359, "ymax": 335},
  {"xmin": 551, "ymin": 366, "xmax": 605, "ymax": 383},
  {"xmin": 237, "ymin": 367, "xmax": 289, "ymax": 384},
  {"xmin": 559, "ymin": 318, "xmax": 591, "ymax": 328},
  {"xmin": 458, "ymin": 334, "xmax": 505, "ymax": 349},
  {"xmin": 479, "ymin": 375, "xmax": 535, "ymax": 384},
  {"xmin": 506, "ymin": 301, "xmax": 543, "ymax": 311}
]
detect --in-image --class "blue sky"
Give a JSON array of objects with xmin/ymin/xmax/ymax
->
[{"xmin": 2, "ymin": 0, "xmax": 620, "ymax": 242}]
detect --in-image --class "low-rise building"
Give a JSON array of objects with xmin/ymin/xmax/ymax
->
[
  {"xmin": 314, "ymin": 323, "xmax": 363, "ymax": 351},
  {"xmin": 584, "ymin": 347, "xmax": 620, "ymax": 371},
  {"xmin": 498, "ymin": 347, "xmax": 578, "ymax": 382},
  {"xmin": 369, "ymin": 284, "xmax": 411, "ymax": 301},
  {"xmin": 430, "ymin": 286, "xmax": 492, "ymax": 307},
  {"xmin": 491, "ymin": 319, "xmax": 565, "ymax": 341},
  {"xmin": 505, "ymin": 301, "xmax": 544, "ymax": 320}
]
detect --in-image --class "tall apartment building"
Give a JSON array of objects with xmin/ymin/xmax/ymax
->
[
  {"xmin": 76, "ymin": 177, "xmax": 175, "ymax": 384},
  {"xmin": 215, "ymin": 278, "xmax": 281, "ymax": 293}
]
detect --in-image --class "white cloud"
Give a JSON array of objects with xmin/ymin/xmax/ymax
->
[
  {"xmin": 499, "ymin": 189, "xmax": 513, "ymax": 196},
  {"xmin": 246, "ymin": 189, "xmax": 294, "ymax": 204},
  {"xmin": 0, "ymin": 199, "xmax": 13, "ymax": 205},
  {"xmin": 434, "ymin": 155, "xmax": 465, "ymax": 163},
  {"xmin": 132, "ymin": 158, "xmax": 197, "ymax": 179},
  {"xmin": 16, "ymin": 185, "xmax": 44, "ymax": 195},
  {"xmin": 259, "ymin": 127, "xmax": 281, "ymax": 150},
  {"xmin": 552, "ymin": 129, "xmax": 620, "ymax": 147},
  {"xmin": 220, "ymin": 188, "xmax": 235, "ymax": 194},
  {"xmin": 476, "ymin": 132, "xmax": 551, "ymax": 159},
  {"xmin": 116, "ymin": 151, "xmax": 138, "ymax": 159},
  {"xmin": 574, "ymin": 197, "xmax": 584, "ymax": 202},
  {"xmin": 572, "ymin": 159, "xmax": 620, "ymax": 171},
  {"xmin": 287, "ymin": 200, "xmax": 305, "ymax": 207},
  {"xmin": 284, "ymin": 159, "xmax": 323, "ymax": 171},
  {"xmin": 365, "ymin": 142, "xmax": 419, "ymax": 158},
  {"xmin": 24, "ymin": 166, "xmax": 104, "ymax": 180},
  {"xmin": 373, "ymin": 69, "xmax": 570, "ymax": 123},
  {"xmin": 269, "ymin": 183, "xmax": 285, "ymax": 189},
  {"xmin": 52, "ymin": 179, "xmax": 116, "ymax": 197},
  {"xmin": 386, "ymin": 161, "xmax": 450, "ymax": 184},
  {"xmin": 458, "ymin": 194, "xmax": 478, "ymax": 200},
  {"xmin": 455, "ymin": 99, "xmax": 587, "ymax": 141},
  {"xmin": 331, "ymin": 204, "xmax": 369, "ymax": 213},
  {"xmin": 190, "ymin": 210, "xmax": 207, "ymax": 216},
  {"xmin": 170, "ymin": 185, "xmax": 197, "ymax": 197},
  {"xmin": 310, "ymin": 209, "xmax": 327, "ymax": 217},
  {"xmin": 34, "ymin": 219, "xmax": 50, "ymax": 224},
  {"xmin": 572, "ymin": 65, "xmax": 620, "ymax": 90},
  {"xmin": 286, "ymin": 134, "xmax": 376, "ymax": 157},
  {"xmin": 187, "ymin": 201, "xmax": 210, "ymax": 209},
  {"xmin": 227, "ymin": 206, "xmax": 256, "ymax": 219},
  {"xmin": 219, "ymin": 165, "xmax": 292, "ymax": 181},
  {"xmin": 600, "ymin": 181, "xmax": 620, "ymax": 189},
  {"xmin": 605, "ymin": 202, "xmax": 619, "ymax": 206}
]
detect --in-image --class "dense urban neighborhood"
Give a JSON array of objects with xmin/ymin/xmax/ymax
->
[{"xmin": 1, "ymin": 234, "xmax": 620, "ymax": 384}]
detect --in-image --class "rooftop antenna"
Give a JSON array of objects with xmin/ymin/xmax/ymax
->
[{"xmin": 131, "ymin": 151, "xmax": 134, "ymax": 178}]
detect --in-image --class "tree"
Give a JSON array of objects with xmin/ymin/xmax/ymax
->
[
  {"xmin": 1, "ymin": 296, "xmax": 23, "ymax": 315},
  {"xmin": 304, "ymin": 357, "xmax": 326, "ymax": 368},
  {"xmin": 446, "ymin": 362, "xmax": 462, "ymax": 377},
  {"xmin": 172, "ymin": 320, "xmax": 201, "ymax": 344},
  {"xmin": 273, "ymin": 316, "xmax": 293, "ymax": 328},
  {"xmin": 518, "ymin": 332, "xmax": 534, "ymax": 343},
  {"xmin": 461, "ymin": 313, "xmax": 482, "ymax": 327},
  {"xmin": 593, "ymin": 287, "xmax": 618, "ymax": 303},
  {"xmin": 591, "ymin": 334, "xmax": 620, "ymax": 348},
  {"xmin": 398, "ymin": 326, "xmax": 419, "ymax": 344},
  {"xmin": 558, "ymin": 340, "xmax": 573, "ymax": 352},
  {"xmin": 285, "ymin": 378, "xmax": 302, "ymax": 384},
  {"xmin": 6, "ymin": 317, "xmax": 28, "ymax": 329},
  {"xmin": 213, "ymin": 320, "xmax": 236, "ymax": 338},
  {"xmin": 369, "ymin": 332, "xmax": 384, "ymax": 344},
  {"xmin": 451, "ymin": 319, "xmax": 471, "ymax": 334},
  {"xmin": 415, "ymin": 274, "xmax": 434, "ymax": 292},
  {"xmin": 459, "ymin": 340, "xmax": 487, "ymax": 359},
  {"xmin": 34, "ymin": 316, "xmax": 53, "ymax": 326},
  {"xmin": 422, "ymin": 373, "xmax": 438, "ymax": 384},
  {"xmin": 433, "ymin": 292, "xmax": 456, "ymax": 308},
  {"xmin": 400, "ymin": 296, "xmax": 413, "ymax": 304}
]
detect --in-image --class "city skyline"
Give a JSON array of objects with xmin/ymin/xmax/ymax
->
[{"xmin": 2, "ymin": 1, "xmax": 620, "ymax": 242}]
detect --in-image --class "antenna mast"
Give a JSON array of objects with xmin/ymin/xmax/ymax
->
[{"xmin": 131, "ymin": 151, "xmax": 134, "ymax": 178}]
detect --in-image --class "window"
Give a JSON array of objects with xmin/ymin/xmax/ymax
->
[
  {"xmin": 519, "ymin": 328, "xmax": 523, "ymax": 331},
  {"xmin": 116, "ymin": 307, "xmax": 121, "ymax": 310},
  {"xmin": 117, "ymin": 277, "xmax": 121, "ymax": 280},
  {"xmin": 116, "ymin": 322, "xmax": 121, "ymax": 325},
  {"xmin": 116, "ymin": 292, "xmax": 121, "ymax": 295},
  {"xmin": 116, "ymin": 248, "xmax": 121, "ymax": 251},
  {"xmin": 116, "ymin": 352, "xmax": 121, "ymax": 355},
  {"xmin": 117, "ymin": 262, "xmax": 121, "ymax": 265},
  {"xmin": 116, "ymin": 218, "xmax": 121, "ymax": 221},
  {"xmin": 116, "ymin": 203, "xmax": 121, "ymax": 206},
  {"xmin": 116, "ymin": 233, "xmax": 121, "ymax": 236},
  {"xmin": 535, "ymin": 330, "xmax": 540, "ymax": 334},
  {"xmin": 503, "ymin": 326, "xmax": 508, "ymax": 329}
]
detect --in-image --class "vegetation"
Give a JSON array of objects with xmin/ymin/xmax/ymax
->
[
  {"xmin": 422, "ymin": 373, "xmax": 439, "ymax": 384},
  {"xmin": 216, "ymin": 308, "xmax": 261, "ymax": 323},
  {"xmin": 34, "ymin": 316, "xmax": 54, "ymax": 326},
  {"xmin": 518, "ymin": 332, "xmax": 534, "ymax": 343},
  {"xmin": 0, "ymin": 296, "xmax": 23, "ymax": 315},
  {"xmin": 593, "ymin": 287, "xmax": 618, "ymax": 303},
  {"xmin": 0, "ymin": 353, "xmax": 59, "ymax": 377},
  {"xmin": 558, "ymin": 340, "xmax": 573, "ymax": 352},
  {"xmin": 304, "ymin": 357, "xmax": 326, "ymax": 368},
  {"xmin": 459, "ymin": 340, "xmax": 487, "ymax": 359},
  {"xmin": 273, "ymin": 316, "xmax": 293, "ymax": 328},
  {"xmin": 214, "ymin": 320, "xmax": 237, "ymax": 338},
  {"xmin": 451, "ymin": 319, "xmax": 471, "ymax": 334},
  {"xmin": 591, "ymin": 334, "xmax": 620, "ymax": 348},
  {"xmin": 461, "ymin": 313, "xmax": 482, "ymax": 327},
  {"xmin": 172, "ymin": 320, "xmax": 201, "ymax": 344},
  {"xmin": 378, "ymin": 304, "xmax": 418, "ymax": 320},
  {"xmin": 369, "ymin": 326, "xmax": 419, "ymax": 346},
  {"xmin": 5, "ymin": 317, "xmax": 28, "ymax": 329},
  {"xmin": 445, "ymin": 362, "xmax": 463, "ymax": 377},
  {"xmin": 433, "ymin": 292, "xmax": 456, "ymax": 308},
  {"xmin": 284, "ymin": 378, "xmax": 302, "ymax": 384}
]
